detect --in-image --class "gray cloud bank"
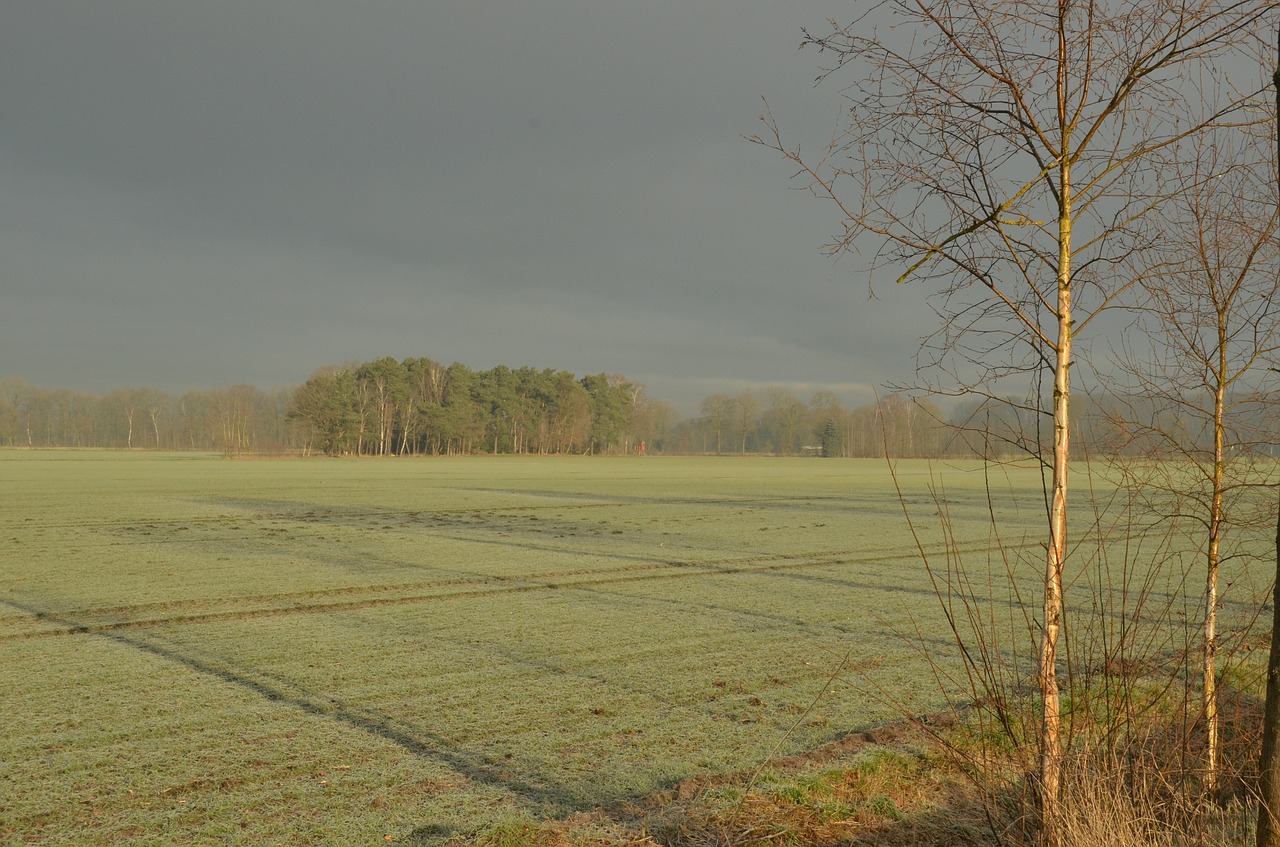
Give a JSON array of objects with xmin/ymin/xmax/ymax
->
[{"xmin": 2, "ymin": 1, "xmax": 932, "ymax": 413}]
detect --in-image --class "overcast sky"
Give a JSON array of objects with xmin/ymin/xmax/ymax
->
[{"xmin": 2, "ymin": 1, "xmax": 936, "ymax": 413}]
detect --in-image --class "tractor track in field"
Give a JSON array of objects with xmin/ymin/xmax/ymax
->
[
  {"xmin": 0, "ymin": 538, "xmax": 1043, "ymax": 642},
  {"xmin": 0, "ymin": 491, "xmax": 877, "ymax": 534}
]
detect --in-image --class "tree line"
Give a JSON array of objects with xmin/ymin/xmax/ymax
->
[
  {"xmin": 0, "ymin": 363, "xmax": 636, "ymax": 458},
  {"xmin": 10, "ymin": 363, "xmax": 1258, "ymax": 460},
  {"xmin": 287, "ymin": 363, "xmax": 985, "ymax": 458},
  {"xmin": 0, "ymin": 377, "xmax": 293, "ymax": 455}
]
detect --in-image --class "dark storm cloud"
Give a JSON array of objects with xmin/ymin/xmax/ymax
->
[{"xmin": 1, "ymin": 0, "xmax": 934, "ymax": 411}]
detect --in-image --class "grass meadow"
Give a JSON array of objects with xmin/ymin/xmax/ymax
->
[{"xmin": 2, "ymin": 452, "xmax": 1270, "ymax": 845}]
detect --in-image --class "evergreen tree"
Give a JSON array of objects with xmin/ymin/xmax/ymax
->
[{"xmin": 820, "ymin": 419, "xmax": 840, "ymax": 458}]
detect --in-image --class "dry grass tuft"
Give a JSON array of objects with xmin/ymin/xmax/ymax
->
[{"xmin": 1050, "ymin": 752, "xmax": 1255, "ymax": 847}]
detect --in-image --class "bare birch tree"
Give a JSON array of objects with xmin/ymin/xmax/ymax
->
[
  {"xmin": 1255, "ymin": 32, "xmax": 1280, "ymax": 847},
  {"xmin": 1104, "ymin": 126, "xmax": 1280, "ymax": 794},
  {"xmin": 753, "ymin": 1, "xmax": 1274, "ymax": 840}
]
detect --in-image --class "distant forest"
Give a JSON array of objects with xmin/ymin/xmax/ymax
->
[{"xmin": 0, "ymin": 357, "xmax": 1247, "ymax": 459}]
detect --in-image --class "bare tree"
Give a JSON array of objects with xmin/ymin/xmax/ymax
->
[
  {"xmin": 1262, "ymin": 506, "xmax": 1280, "ymax": 847},
  {"xmin": 147, "ymin": 397, "xmax": 165, "ymax": 449},
  {"xmin": 629, "ymin": 389, "xmax": 676, "ymax": 453},
  {"xmin": 753, "ymin": 1, "xmax": 1274, "ymax": 839},
  {"xmin": 734, "ymin": 389, "xmax": 759, "ymax": 454},
  {"xmin": 107, "ymin": 387, "xmax": 155, "ymax": 448},
  {"xmin": 1104, "ymin": 126, "xmax": 1280, "ymax": 794},
  {"xmin": 210, "ymin": 384, "xmax": 262, "ymax": 457},
  {"xmin": 765, "ymin": 387, "xmax": 807, "ymax": 454},
  {"xmin": 700, "ymin": 393, "xmax": 733, "ymax": 454},
  {"xmin": 1256, "ymin": 33, "xmax": 1280, "ymax": 847}
]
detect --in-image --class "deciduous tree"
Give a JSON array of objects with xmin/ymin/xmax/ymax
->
[
  {"xmin": 699, "ymin": 393, "xmax": 734, "ymax": 454},
  {"xmin": 1104, "ymin": 127, "xmax": 1280, "ymax": 793},
  {"xmin": 753, "ymin": 1, "xmax": 1275, "ymax": 838}
]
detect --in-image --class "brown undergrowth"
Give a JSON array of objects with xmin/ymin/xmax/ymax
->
[{"xmin": 445, "ymin": 687, "xmax": 1264, "ymax": 847}]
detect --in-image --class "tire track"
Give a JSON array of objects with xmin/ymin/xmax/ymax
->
[{"xmin": 1, "ymin": 538, "xmax": 1043, "ymax": 642}]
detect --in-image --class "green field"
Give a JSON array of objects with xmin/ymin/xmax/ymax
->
[{"xmin": 2, "ymin": 452, "xmax": 1263, "ymax": 845}]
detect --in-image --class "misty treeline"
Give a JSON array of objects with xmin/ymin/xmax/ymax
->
[
  {"xmin": 289, "ymin": 361, "xmax": 961, "ymax": 457},
  {"xmin": 4, "ymin": 360, "xmax": 1265, "ymax": 459},
  {"xmin": 0, "ymin": 361, "xmax": 637, "ymax": 457},
  {"xmin": 0, "ymin": 363, "xmax": 641, "ymax": 457},
  {"xmin": 0, "ymin": 377, "xmax": 292, "ymax": 455},
  {"xmin": 682, "ymin": 388, "xmax": 1280, "ymax": 458}
]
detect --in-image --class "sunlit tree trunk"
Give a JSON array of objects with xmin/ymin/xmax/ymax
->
[
  {"xmin": 1256, "ymin": 38, "xmax": 1280, "ymax": 847},
  {"xmin": 1259, "ymin": 498, "xmax": 1280, "ymax": 847},
  {"xmin": 1040, "ymin": 128, "xmax": 1071, "ymax": 834},
  {"xmin": 1204, "ymin": 372, "xmax": 1226, "ymax": 792}
]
